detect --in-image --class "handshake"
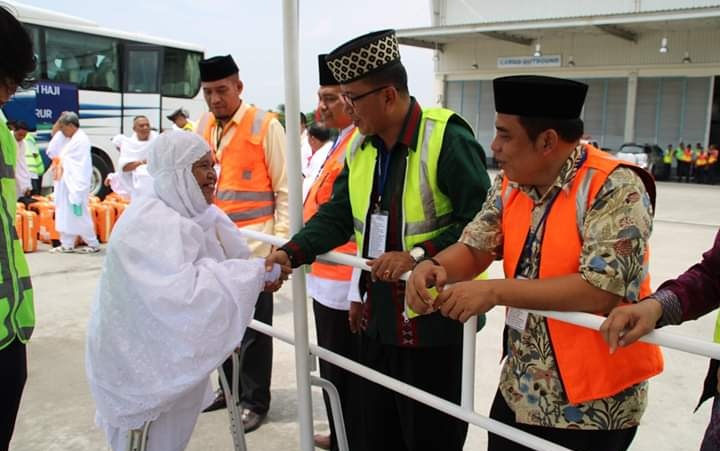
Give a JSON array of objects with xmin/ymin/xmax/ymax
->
[{"xmin": 262, "ymin": 249, "xmax": 293, "ymax": 293}]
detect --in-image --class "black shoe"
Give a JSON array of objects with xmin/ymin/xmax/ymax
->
[
  {"xmin": 202, "ymin": 390, "xmax": 227, "ymax": 413},
  {"xmin": 241, "ymin": 408, "xmax": 266, "ymax": 433}
]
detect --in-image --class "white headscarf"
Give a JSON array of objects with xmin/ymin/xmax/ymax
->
[{"xmin": 147, "ymin": 131, "xmax": 209, "ymax": 218}]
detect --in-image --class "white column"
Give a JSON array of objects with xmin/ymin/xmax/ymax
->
[
  {"xmin": 281, "ymin": 1, "xmax": 314, "ymax": 450},
  {"xmin": 624, "ymin": 72, "xmax": 638, "ymax": 143}
]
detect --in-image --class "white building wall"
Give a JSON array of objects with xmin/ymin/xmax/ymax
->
[{"xmin": 441, "ymin": 0, "xmax": 720, "ymax": 25}]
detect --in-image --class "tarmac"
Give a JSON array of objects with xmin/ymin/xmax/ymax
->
[{"xmin": 9, "ymin": 179, "xmax": 720, "ymax": 451}]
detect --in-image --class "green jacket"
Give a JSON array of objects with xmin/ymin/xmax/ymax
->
[
  {"xmin": 0, "ymin": 119, "xmax": 35, "ymax": 349},
  {"xmin": 282, "ymin": 99, "xmax": 491, "ymax": 347}
]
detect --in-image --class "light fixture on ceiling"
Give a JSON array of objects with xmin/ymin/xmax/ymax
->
[
  {"xmin": 682, "ymin": 51, "xmax": 692, "ymax": 64},
  {"xmin": 659, "ymin": 36, "xmax": 669, "ymax": 53},
  {"xmin": 567, "ymin": 55, "xmax": 576, "ymax": 67},
  {"xmin": 533, "ymin": 42, "xmax": 542, "ymax": 57},
  {"xmin": 471, "ymin": 62, "xmax": 479, "ymax": 69}
]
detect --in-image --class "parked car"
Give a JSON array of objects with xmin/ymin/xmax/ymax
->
[{"xmin": 615, "ymin": 143, "xmax": 664, "ymax": 178}]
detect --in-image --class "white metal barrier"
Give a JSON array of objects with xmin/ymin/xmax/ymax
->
[{"xmin": 239, "ymin": 228, "xmax": 720, "ymax": 450}]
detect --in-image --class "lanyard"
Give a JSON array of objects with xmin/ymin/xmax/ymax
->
[
  {"xmin": 374, "ymin": 149, "xmax": 392, "ymax": 208},
  {"xmin": 516, "ymin": 149, "xmax": 588, "ymax": 272}
]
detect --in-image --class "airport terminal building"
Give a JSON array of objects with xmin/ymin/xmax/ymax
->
[{"xmin": 397, "ymin": 0, "xmax": 720, "ymax": 152}]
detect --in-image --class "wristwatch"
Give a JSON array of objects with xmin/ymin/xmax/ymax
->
[{"xmin": 409, "ymin": 246, "xmax": 426, "ymax": 265}]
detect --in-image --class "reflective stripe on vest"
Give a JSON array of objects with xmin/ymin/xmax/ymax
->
[
  {"xmin": 0, "ymin": 121, "xmax": 34, "ymax": 349},
  {"xmin": 347, "ymin": 108, "xmax": 462, "ymax": 253},
  {"xmin": 304, "ymin": 128, "xmax": 360, "ymax": 281},
  {"xmin": 501, "ymin": 146, "xmax": 663, "ymax": 405},
  {"xmin": 204, "ymin": 107, "xmax": 276, "ymax": 227}
]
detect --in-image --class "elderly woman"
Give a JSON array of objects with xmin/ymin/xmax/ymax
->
[{"xmin": 86, "ymin": 131, "xmax": 284, "ymax": 451}]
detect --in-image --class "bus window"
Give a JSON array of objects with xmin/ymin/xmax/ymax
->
[
  {"xmin": 44, "ymin": 28, "xmax": 119, "ymax": 91},
  {"xmin": 22, "ymin": 25, "xmax": 42, "ymax": 82},
  {"xmin": 162, "ymin": 48, "xmax": 201, "ymax": 98},
  {"xmin": 125, "ymin": 47, "xmax": 160, "ymax": 93}
]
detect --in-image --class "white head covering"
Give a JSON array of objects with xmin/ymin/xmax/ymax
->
[{"xmin": 147, "ymin": 131, "xmax": 210, "ymax": 218}]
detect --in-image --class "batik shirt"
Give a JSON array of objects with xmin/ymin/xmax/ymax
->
[{"xmin": 460, "ymin": 145, "xmax": 654, "ymax": 429}]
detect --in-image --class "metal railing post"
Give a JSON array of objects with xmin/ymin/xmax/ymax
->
[{"xmin": 281, "ymin": 1, "xmax": 314, "ymax": 450}]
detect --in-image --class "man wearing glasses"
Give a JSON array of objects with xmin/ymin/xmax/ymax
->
[{"xmin": 267, "ymin": 30, "xmax": 490, "ymax": 451}]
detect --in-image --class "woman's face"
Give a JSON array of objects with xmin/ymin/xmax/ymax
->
[{"xmin": 192, "ymin": 152, "xmax": 217, "ymax": 204}]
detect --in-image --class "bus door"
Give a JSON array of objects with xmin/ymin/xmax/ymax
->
[{"xmin": 123, "ymin": 44, "xmax": 163, "ymax": 134}]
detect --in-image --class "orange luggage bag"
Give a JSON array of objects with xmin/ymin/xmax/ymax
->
[
  {"xmin": 92, "ymin": 203, "xmax": 116, "ymax": 243},
  {"xmin": 20, "ymin": 210, "xmax": 39, "ymax": 253},
  {"xmin": 28, "ymin": 202, "xmax": 60, "ymax": 243}
]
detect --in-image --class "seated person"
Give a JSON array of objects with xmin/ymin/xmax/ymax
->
[{"xmin": 85, "ymin": 131, "xmax": 287, "ymax": 451}]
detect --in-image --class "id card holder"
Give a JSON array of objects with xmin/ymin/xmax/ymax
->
[
  {"xmin": 367, "ymin": 210, "xmax": 389, "ymax": 259},
  {"xmin": 506, "ymin": 275, "xmax": 529, "ymax": 333}
]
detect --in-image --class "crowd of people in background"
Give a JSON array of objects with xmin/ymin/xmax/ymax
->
[{"xmin": 658, "ymin": 141, "xmax": 720, "ymax": 184}]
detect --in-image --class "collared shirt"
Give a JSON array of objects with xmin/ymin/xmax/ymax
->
[
  {"xmin": 283, "ymin": 98, "xmax": 491, "ymax": 346},
  {"xmin": 200, "ymin": 100, "xmax": 289, "ymax": 257},
  {"xmin": 460, "ymin": 145, "xmax": 653, "ymax": 430}
]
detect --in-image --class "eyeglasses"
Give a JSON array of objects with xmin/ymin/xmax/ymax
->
[{"xmin": 341, "ymin": 85, "xmax": 391, "ymax": 108}]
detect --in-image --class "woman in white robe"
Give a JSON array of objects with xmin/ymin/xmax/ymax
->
[
  {"xmin": 86, "ymin": 131, "xmax": 283, "ymax": 451},
  {"xmin": 46, "ymin": 112, "xmax": 99, "ymax": 253}
]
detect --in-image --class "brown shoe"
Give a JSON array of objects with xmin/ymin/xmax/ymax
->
[
  {"xmin": 202, "ymin": 390, "xmax": 226, "ymax": 413},
  {"xmin": 241, "ymin": 408, "xmax": 266, "ymax": 433},
  {"xmin": 313, "ymin": 433, "xmax": 332, "ymax": 450}
]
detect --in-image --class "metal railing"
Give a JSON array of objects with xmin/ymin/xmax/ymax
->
[{"xmin": 239, "ymin": 228, "xmax": 720, "ymax": 450}]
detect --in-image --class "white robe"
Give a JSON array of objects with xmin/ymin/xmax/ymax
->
[
  {"xmin": 108, "ymin": 132, "xmax": 157, "ymax": 199},
  {"xmin": 86, "ymin": 193, "xmax": 269, "ymax": 451},
  {"xmin": 46, "ymin": 129, "xmax": 95, "ymax": 238}
]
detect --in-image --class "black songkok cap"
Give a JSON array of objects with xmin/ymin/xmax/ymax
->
[
  {"xmin": 318, "ymin": 54, "xmax": 338, "ymax": 86},
  {"xmin": 199, "ymin": 55, "xmax": 239, "ymax": 82},
  {"xmin": 493, "ymin": 75, "xmax": 588, "ymax": 119},
  {"xmin": 326, "ymin": 29, "xmax": 401, "ymax": 84}
]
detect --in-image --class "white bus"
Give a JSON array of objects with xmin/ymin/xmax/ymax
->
[{"xmin": 1, "ymin": 0, "xmax": 205, "ymax": 197}]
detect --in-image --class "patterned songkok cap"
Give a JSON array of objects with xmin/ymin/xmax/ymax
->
[{"xmin": 325, "ymin": 30, "xmax": 401, "ymax": 84}]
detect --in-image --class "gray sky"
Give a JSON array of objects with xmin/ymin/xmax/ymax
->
[{"xmin": 22, "ymin": 0, "xmax": 435, "ymax": 112}]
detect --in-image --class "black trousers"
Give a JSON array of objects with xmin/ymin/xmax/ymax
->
[
  {"xmin": 221, "ymin": 291, "xmax": 273, "ymax": 414},
  {"xmin": 488, "ymin": 390, "xmax": 637, "ymax": 451},
  {"xmin": 356, "ymin": 335, "xmax": 467, "ymax": 451},
  {"xmin": 312, "ymin": 300, "xmax": 361, "ymax": 451},
  {"xmin": 30, "ymin": 178, "xmax": 42, "ymax": 196},
  {"xmin": 0, "ymin": 339, "xmax": 27, "ymax": 451}
]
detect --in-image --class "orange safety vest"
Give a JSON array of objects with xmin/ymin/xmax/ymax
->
[
  {"xmin": 203, "ymin": 107, "xmax": 276, "ymax": 227},
  {"xmin": 501, "ymin": 146, "xmax": 663, "ymax": 405},
  {"xmin": 302, "ymin": 129, "xmax": 358, "ymax": 281},
  {"xmin": 682, "ymin": 148, "xmax": 693, "ymax": 162},
  {"xmin": 709, "ymin": 149, "xmax": 719, "ymax": 165},
  {"xmin": 696, "ymin": 151, "xmax": 708, "ymax": 167}
]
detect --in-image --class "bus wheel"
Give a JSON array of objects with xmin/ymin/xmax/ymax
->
[{"xmin": 91, "ymin": 152, "xmax": 113, "ymax": 199}]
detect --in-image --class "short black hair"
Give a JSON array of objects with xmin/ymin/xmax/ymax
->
[
  {"xmin": 300, "ymin": 112, "xmax": 307, "ymax": 127},
  {"xmin": 517, "ymin": 117, "xmax": 584, "ymax": 143},
  {"xmin": 14, "ymin": 120, "xmax": 29, "ymax": 131},
  {"xmin": 307, "ymin": 123, "xmax": 330, "ymax": 142},
  {"xmin": 363, "ymin": 62, "xmax": 409, "ymax": 95},
  {"xmin": 0, "ymin": 7, "xmax": 36, "ymax": 90}
]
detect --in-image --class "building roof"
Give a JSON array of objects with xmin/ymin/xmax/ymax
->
[{"xmin": 396, "ymin": 5, "xmax": 720, "ymax": 50}]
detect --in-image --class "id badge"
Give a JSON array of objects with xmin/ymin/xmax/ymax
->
[
  {"xmin": 367, "ymin": 211, "xmax": 389, "ymax": 259},
  {"xmin": 506, "ymin": 275, "xmax": 529, "ymax": 333},
  {"xmin": 506, "ymin": 308, "xmax": 529, "ymax": 333}
]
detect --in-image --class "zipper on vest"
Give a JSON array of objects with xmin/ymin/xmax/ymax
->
[{"xmin": 401, "ymin": 153, "xmax": 410, "ymax": 324}]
